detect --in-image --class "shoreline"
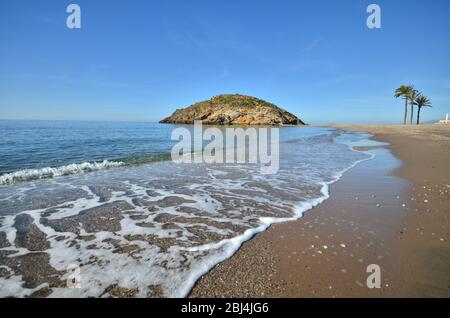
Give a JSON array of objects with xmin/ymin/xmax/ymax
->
[{"xmin": 190, "ymin": 125, "xmax": 450, "ymax": 297}]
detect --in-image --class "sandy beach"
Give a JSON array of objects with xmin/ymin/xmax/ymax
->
[{"xmin": 190, "ymin": 125, "xmax": 450, "ymax": 298}]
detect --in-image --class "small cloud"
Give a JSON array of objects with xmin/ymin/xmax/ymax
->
[{"xmin": 301, "ymin": 38, "xmax": 322, "ymax": 53}]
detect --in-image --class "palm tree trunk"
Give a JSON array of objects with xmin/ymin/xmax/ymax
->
[
  {"xmin": 410, "ymin": 101, "xmax": 414, "ymax": 125},
  {"xmin": 417, "ymin": 107, "xmax": 421, "ymax": 125},
  {"xmin": 403, "ymin": 99, "xmax": 408, "ymax": 125}
]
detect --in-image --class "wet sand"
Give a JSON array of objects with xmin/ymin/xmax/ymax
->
[{"xmin": 190, "ymin": 125, "xmax": 450, "ymax": 297}]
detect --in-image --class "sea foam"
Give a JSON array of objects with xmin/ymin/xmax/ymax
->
[
  {"xmin": 0, "ymin": 128, "xmax": 377, "ymax": 298},
  {"xmin": 0, "ymin": 160, "xmax": 124, "ymax": 185}
]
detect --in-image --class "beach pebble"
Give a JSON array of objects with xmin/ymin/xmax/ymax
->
[{"xmin": 424, "ymin": 199, "xmax": 428, "ymax": 203}]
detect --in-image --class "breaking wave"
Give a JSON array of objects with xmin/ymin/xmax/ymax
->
[{"xmin": 0, "ymin": 160, "xmax": 124, "ymax": 185}]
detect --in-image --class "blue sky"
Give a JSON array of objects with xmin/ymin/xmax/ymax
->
[{"xmin": 0, "ymin": 0, "xmax": 449, "ymax": 124}]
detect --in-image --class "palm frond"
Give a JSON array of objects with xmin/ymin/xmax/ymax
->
[
  {"xmin": 415, "ymin": 95, "xmax": 432, "ymax": 108},
  {"xmin": 394, "ymin": 85, "xmax": 413, "ymax": 98}
]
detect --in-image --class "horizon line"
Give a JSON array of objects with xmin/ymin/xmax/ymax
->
[{"xmin": 0, "ymin": 118, "xmax": 432, "ymax": 125}]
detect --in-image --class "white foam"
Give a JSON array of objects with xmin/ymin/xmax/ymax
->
[
  {"xmin": 0, "ymin": 129, "xmax": 378, "ymax": 298},
  {"xmin": 0, "ymin": 160, "xmax": 124, "ymax": 185},
  {"xmin": 0, "ymin": 275, "xmax": 48, "ymax": 298},
  {"xmin": 172, "ymin": 134, "xmax": 377, "ymax": 297}
]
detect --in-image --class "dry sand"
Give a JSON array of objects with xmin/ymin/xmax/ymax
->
[{"xmin": 190, "ymin": 125, "xmax": 450, "ymax": 298}]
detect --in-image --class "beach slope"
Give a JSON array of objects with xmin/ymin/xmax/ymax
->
[{"xmin": 190, "ymin": 125, "xmax": 450, "ymax": 297}]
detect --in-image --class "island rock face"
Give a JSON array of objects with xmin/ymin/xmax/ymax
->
[{"xmin": 160, "ymin": 94, "xmax": 305, "ymax": 126}]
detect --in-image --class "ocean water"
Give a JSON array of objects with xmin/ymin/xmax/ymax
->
[
  {"xmin": 0, "ymin": 120, "xmax": 373, "ymax": 297},
  {"xmin": 0, "ymin": 121, "xmax": 178, "ymax": 181}
]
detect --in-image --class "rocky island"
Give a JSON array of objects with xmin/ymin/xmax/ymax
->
[{"xmin": 160, "ymin": 94, "xmax": 305, "ymax": 126}]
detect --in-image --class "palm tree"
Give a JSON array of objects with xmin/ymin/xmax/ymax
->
[
  {"xmin": 407, "ymin": 88, "xmax": 419, "ymax": 125},
  {"xmin": 415, "ymin": 94, "xmax": 432, "ymax": 125},
  {"xmin": 394, "ymin": 85, "xmax": 413, "ymax": 125}
]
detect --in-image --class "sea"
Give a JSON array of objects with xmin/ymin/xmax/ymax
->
[{"xmin": 0, "ymin": 120, "xmax": 375, "ymax": 297}]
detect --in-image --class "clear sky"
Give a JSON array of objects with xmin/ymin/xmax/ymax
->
[{"xmin": 1, "ymin": 0, "xmax": 449, "ymax": 124}]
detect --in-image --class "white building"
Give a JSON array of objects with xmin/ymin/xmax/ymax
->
[{"xmin": 439, "ymin": 113, "xmax": 450, "ymax": 124}]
